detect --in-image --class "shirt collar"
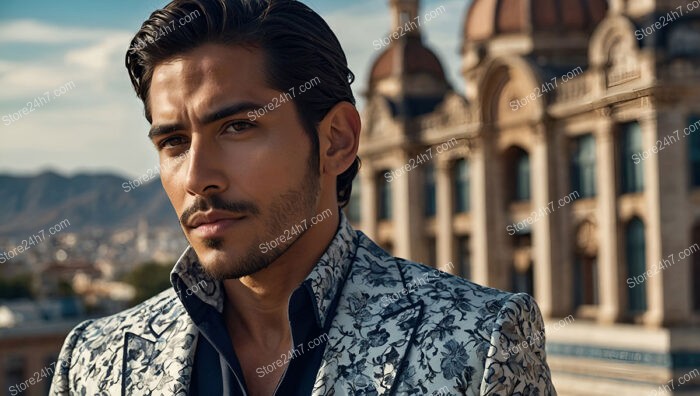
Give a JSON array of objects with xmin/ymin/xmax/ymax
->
[{"xmin": 170, "ymin": 211, "xmax": 358, "ymax": 326}]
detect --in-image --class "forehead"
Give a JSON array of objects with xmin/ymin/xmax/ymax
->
[{"xmin": 148, "ymin": 43, "xmax": 270, "ymax": 119}]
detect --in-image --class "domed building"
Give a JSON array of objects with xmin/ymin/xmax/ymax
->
[{"xmin": 349, "ymin": 0, "xmax": 700, "ymax": 394}]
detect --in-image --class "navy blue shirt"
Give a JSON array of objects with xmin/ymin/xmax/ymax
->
[
  {"xmin": 170, "ymin": 214, "xmax": 356, "ymax": 396},
  {"xmin": 180, "ymin": 279, "xmax": 339, "ymax": 395}
]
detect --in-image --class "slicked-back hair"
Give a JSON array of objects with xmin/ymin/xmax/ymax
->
[{"xmin": 126, "ymin": 0, "xmax": 360, "ymax": 207}]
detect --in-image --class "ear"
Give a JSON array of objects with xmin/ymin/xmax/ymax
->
[{"xmin": 317, "ymin": 101, "xmax": 361, "ymax": 177}]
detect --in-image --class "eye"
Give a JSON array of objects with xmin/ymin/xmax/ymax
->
[
  {"xmin": 224, "ymin": 120, "xmax": 255, "ymax": 134},
  {"xmin": 158, "ymin": 135, "xmax": 188, "ymax": 150}
]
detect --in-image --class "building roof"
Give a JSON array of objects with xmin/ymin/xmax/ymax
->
[
  {"xmin": 370, "ymin": 36, "xmax": 447, "ymax": 84},
  {"xmin": 464, "ymin": 0, "xmax": 608, "ymax": 42}
]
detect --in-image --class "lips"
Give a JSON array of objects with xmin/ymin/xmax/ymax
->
[
  {"xmin": 186, "ymin": 211, "xmax": 245, "ymax": 229},
  {"xmin": 186, "ymin": 212, "xmax": 247, "ymax": 239}
]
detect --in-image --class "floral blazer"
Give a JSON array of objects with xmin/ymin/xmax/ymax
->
[{"xmin": 50, "ymin": 216, "xmax": 556, "ymax": 395}]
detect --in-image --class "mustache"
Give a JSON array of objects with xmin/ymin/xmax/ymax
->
[{"xmin": 180, "ymin": 195, "xmax": 260, "ymax": 226}]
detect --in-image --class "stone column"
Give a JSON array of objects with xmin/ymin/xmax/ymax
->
[
  {"xmin": 360, "ymin": 163, "xmax": 377, "ymax": 240},
  {"xmin": 394, "ymin": 151, "xmax": 413, "ymax": 260},
  {"xmin": 553, "ymin": 124, "xmax": 575, "ymax": 314},
  {"xmin": 641, "ymin": 112, "xmax": 663, "ymax": 327},
  {"xmin": 436, "ymin": 160, "xmax": 456, "ymax": 274},
  {"xmin": 471, "ymin": 137, "xmax": 494, "ymax": 286},
  {"xmin": 648, "ymin": 108, "xmax": 690, "ymax": 325},
  {"xmin": 596, "ymin": 118, "xmax": 621, "ymax": 324},
  {"xmin": 531, "ymin": 125, "xmax": 557, "ymax": 319}
]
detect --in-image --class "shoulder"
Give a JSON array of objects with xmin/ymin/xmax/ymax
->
[
  {"xmin": 354, "ymin": 231, "xmax": 514, "ymax": 308},
  {"xmin": 51, "ymin": 289, "xmax": 190, "ymax": 394},
  {"xmin": 401, "ymin": 257, "xmax": 543, "ymax": 322},
  {"xmin": 398, "ymin": 257, "xmax": 510, "ymax": 302},
  {"xmin": 348, "ymin": 233, "xmax": 550, "ymax": 393},
  {"xmin": 352, "ymin": 231, "xmax": 540, "ymax": 329},
  {"xmin": 94, "ymin": 287, "xmax": 180, "ymax": 327},
  {"xmin": 394, "ymin": 257, "xmax": 533, "ymax": 324}
]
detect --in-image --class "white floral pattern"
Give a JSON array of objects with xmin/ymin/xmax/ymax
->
[{"xmin": 50, "ymin": 214, "xmax": 556, "ymax": 395}]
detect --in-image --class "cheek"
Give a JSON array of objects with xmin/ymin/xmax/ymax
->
[
  {"xmin": 234, "ymin": 134, "xmax": 311, "ymax": 195},
  {"xmin": 160, "ymin": 172, "xmax": 187, "ymax": 215}
]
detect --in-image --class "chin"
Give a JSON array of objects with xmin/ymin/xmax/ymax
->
[
  {"xmin": 202, "ymin": 237, "xmax": 225, "ymax": 250},
  {"xmin": 192, "ymin": 239, "xmax": 277, "ymax": 281}
]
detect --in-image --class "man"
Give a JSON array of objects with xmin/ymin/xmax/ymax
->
[{"xmin": 50, "ymin": 0, "xmax": 556, "ymax": 394}]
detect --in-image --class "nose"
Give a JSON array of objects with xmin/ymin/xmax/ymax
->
[{"xmin": 183, "ymin": 135, "xmax": 228, "ymax": 197}]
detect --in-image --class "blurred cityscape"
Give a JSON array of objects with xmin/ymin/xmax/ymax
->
[{"xmin": 0, "ymin": 174, "xmax": 186, "ymax": 395}]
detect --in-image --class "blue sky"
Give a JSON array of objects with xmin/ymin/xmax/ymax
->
[{"xmin": 0, "ymin": 0, "xmax": 470, "ymax": 178}]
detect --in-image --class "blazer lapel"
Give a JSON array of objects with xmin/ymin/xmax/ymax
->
[
  {"xmin": 371, "ymin": 303, "xmax": 424, "ymax": 393},
  {"xmin": 122, "ymin": 302, "xmax": 199, "ymax": 395},
  {"xmin": 314, "ymin": 235, "xmax": 424, "ymax": 396}
]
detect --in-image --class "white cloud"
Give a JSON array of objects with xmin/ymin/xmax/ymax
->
[
  {"xmin": 1, "ymin": 99, "xmax": 155, "ymax": 178},
  {"xmin": 65, "ymin": 33, "xmax": 133, "ymax": 73},
  {"xmin": 0, "ymin": 62, "xmax": 78, "ymax": 100},
  {"xmin": 0, "ymin": 19, "xmax": 126, "ymax": 44},
  {"xmin": 0, "ymin": 20, "xmax": 150, "ymax": 177},
  {"xmin": 0, "ymin": 20, "xmax": 133, "ymax": 100}
]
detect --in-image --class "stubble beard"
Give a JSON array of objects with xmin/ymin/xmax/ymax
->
[{"xmin": 200, "ymin": 161, "xmax": 321, "ymax": 281}]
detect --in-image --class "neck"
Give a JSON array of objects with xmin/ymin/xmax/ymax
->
[{"xmin": 222, "ymin": 209, "xmax": 340, "ymax": 346}]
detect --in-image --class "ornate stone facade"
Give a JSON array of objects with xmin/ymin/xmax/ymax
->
[{"xmin": 349, "ymin": 0, "xmax": 700, "ymax": 394}]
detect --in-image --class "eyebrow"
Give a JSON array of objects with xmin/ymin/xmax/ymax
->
[{"xmin": 148, "ymin": 101, "xmax": 265, "ymax": 139}]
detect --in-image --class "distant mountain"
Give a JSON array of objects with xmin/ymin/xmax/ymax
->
[{"xmin": 0, "ymin": 171, "xmax": 180, "ymax": 238}]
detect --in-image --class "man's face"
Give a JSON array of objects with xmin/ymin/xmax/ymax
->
[{"xmin": 148, "ymin": 43, "xmax": 320, "ymax": 280}]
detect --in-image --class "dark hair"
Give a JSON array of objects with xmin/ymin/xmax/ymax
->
[{"xmin": 125, "ymin": 0, "xmax": 360, "ymax": 207}]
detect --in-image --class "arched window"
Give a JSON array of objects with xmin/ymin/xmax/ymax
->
[
  {"xmin": 347, "ymin": 178, "xmax": 361, "ymax": 224},
  {"xmin": 427, "ymin": 236, "xmax": 436, "ymax": 266},
  {"xmin": 688, "ymin": 116, "xmax": 700, "ymax": 188},
  {"xmin": 512, "ymin": 264, "xmax": 534, "ymax": 296},
  {"xmin": 626, "ymin": 217, "xmax": 647, "ymax": 313},
  {"xmin": 511, "ymin": 232, "xmax": 533, "ymax": 295},
  {"xmin": 505, "ymin": 147, "xmax": 530, "ymax": 202},
  {"xmin": 377, "ymin": 171, "xmax": 392, "ymax": 221},
  {"xmin": 453, "ymin": 159, "xmax": 470, "ymax": 213},
  {"xmin": 457, "ymin": 235, "xmax": 471, "ymax": 279},
  {"xmin": 424, "ymin": 164, "xmax": 436, "ymax": 217},
  {"xmin": 571, "ymin": 134, "xmax": 597, "ymax": 198},
  {"xmin": 574, "ymin": 256, "xmax": 599, "ymax": 307},
  {"xmin": 574, "ymin": 222, "xmax": 599, "ymax": 308},
  {"xmin": 515, "ymin": 151, "xmax": 531, "ymax": 201},
  {"xmin": 620, "ymin": 122, "xmax": 644, "ymax": 194}
]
